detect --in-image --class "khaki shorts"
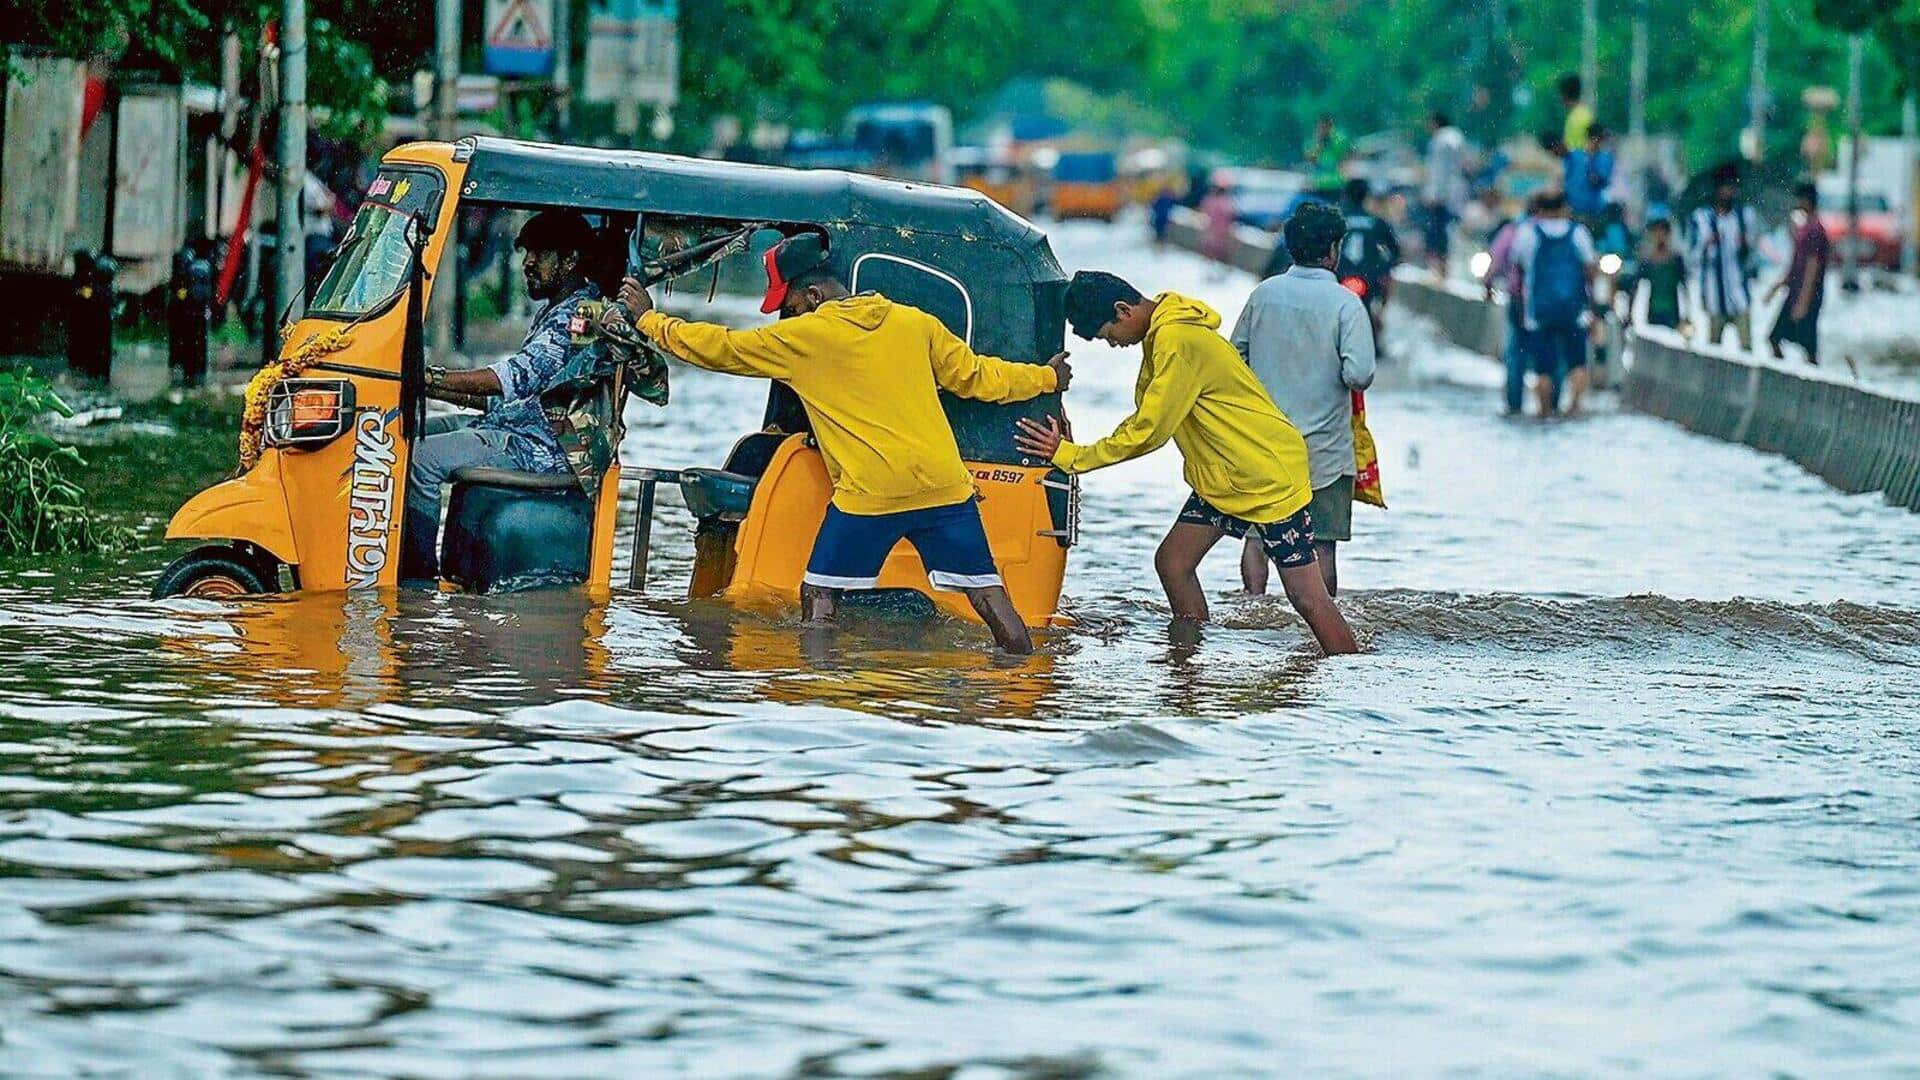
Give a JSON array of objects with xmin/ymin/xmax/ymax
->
[{"xmin": 1307, "ymin": 476, "xmax": 1354, "ymax": 543}]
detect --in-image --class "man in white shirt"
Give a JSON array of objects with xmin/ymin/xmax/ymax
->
[
  {"xmin": 1231, "ymin": 202, "xmax": 1376, "ymax": 597},
  {"xmin": 1508, "ymin": 190, "xmax": 1597, "ymax": 416},
  {"xmin": 1421, "ymin": 112, "xmax": 1470, "ymax": 275},
  {"xmin": 1686, "ymin": 163, "xmax": 1761, "ymax": 351}
]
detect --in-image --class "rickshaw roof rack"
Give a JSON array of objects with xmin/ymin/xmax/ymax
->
[{"xmin": 452, "ymin": 137, "xmax": 1050, "ymax": 250}]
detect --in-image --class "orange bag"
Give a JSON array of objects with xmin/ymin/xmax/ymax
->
[{"xmin": 1352, "ymin": 390, "xmax": 1385, "ymax": 508}]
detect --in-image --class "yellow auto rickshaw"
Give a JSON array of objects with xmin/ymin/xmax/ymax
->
[{"xmin": 154, "ymin": 137, "xmax": 1080, "ymax": 629}]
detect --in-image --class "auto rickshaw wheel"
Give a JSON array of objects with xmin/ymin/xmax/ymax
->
[{"xmin": 152, "ymin": 545, "xmax": 280, "ymax": 600}]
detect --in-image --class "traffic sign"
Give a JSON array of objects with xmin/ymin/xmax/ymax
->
[{"xmin": 484, "ymin": 0, "xmax": 556, "ymax": 78}]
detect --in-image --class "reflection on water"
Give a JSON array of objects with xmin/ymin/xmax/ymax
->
[{"xmin": 2, "ymin": 223, "xmax": 1919, "ymax": 1074}]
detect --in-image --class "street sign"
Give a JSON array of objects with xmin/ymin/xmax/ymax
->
[
  {"xmin": 484, "ymin": 0, "xmax": 556, "ymax": 78},
  {"xmin": 584, "ymin": 0, "xmax": 678, "ymax": 108}
]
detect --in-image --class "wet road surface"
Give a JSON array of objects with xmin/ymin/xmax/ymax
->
[{"xmin": 1, "ymin": 221, "xmax": 1918, "ymax": 1076}]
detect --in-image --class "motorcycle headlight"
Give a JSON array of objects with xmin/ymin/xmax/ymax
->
[{"xmin": 264, "ymin": 378, "xmax": 356, "ymax": 448}]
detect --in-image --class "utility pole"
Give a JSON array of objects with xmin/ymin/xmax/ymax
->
[
  {"xmin": 1749, "ymin": 0, "xmax": 1769, "ymax": 160},
  {"xmin": 552, "ymin": 0, "xmax": 572, "ymax": 138},
  {"xmin": 1582, "ymin": 0, "xmax": 1599, "ymax": 118},
  {"xmin": 1629, "ymin": 0, "xmax": 1649, "ymax": 221},
  {"xmin": 433, "ymin": 0, "xmax": 461, "ymax": 357},
  {"xmin": 1844, "ymin": 32, "xmax": 1865, "ymax": 289},
  {"xmin": 275, "ymin": 0, "xmax": 308, "ymax": 325},
  {"xmin": 1903, "ymin": 90, "xmax": 1917, "ymax": 277}
]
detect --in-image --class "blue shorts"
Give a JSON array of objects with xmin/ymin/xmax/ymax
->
[
  {"xmin": 804, "ymin": 499, "xmax": 1003, "ymax": 592},
  {"xmin": 1176, "ymin": 493, "xmax": 1317, "ymax": 569}
]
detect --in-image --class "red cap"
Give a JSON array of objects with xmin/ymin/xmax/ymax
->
[
  {"xmin": 759, "ymin": 233, "xmax": 831, "ymax": 315},
  {"xmin": 760, "ymin": 245, "xmax": 788, "ymax": 314}
]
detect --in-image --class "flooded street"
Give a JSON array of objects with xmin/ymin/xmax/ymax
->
[{"xmin": 4, "ymin": 220, "xmax": 1920, "ymax": 1076}]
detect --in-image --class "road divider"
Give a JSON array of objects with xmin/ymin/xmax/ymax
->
[{"xmin": 1161, "ymin": 210, "xmax": 1920, "ymax": 512}]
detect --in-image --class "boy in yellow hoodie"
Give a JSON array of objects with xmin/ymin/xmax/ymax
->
[
  {"xmin": 616, "ymin": 234, "xmax": 1070, "ymax": 655},
  {"xmin": 1014, "ymin": 270, "xmax": 1357, "ymax": 655}
]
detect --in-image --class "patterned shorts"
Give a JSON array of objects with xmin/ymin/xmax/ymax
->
[{"xmin": 1176, "ymin": 493, "xmax": 1317, "ymax": 569}]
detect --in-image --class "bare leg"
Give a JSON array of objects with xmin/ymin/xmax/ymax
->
[
  {"xmin": 1533, "ymin": 371, "xmax": 1556, "ymax": 418},
  {"xmin": 1155, "ymin": 524, "xmax": 1225, "ymax": 622},
  {"xmin": 800, "ymin": 582, "xmax": 840, "ymax": 624},
  {"xmin": 1277, "ymin": 562, "xmax": 1359, "ymax": 655},
  {"xmin": 1240, "ymin": 534, "xmax": 1270, "ymax": 595},
  {"xmin": 1313, "ymin": 540, "xmax": 1338, "ymax": 597},
  {"xmin": 1565, "ymin": 365, "xmax": 1590, "ymax": 415},
  {"xmin": 962, "ymin": 585, "xmax": 1033, "ymax": 655}
]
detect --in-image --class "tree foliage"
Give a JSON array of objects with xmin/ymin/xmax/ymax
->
[
  {"xmin": 8, "ymin": 0, "xmax": 1915, "ymax": 162},
  {"xmin": 667, "ymin": 0, "xmax": 1917, "ymax": 168}
]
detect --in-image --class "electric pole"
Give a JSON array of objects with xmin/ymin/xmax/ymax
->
[
  {"xmin": 1582, "ymin": 0, "xmax": 1599, "ymax": 118},
  {"xmin": 1749, "ymin": 0, "xmax": 1769, "ymax": 160},
  {"xmin": 1844, "ymin": 32, "xmax": 1865, "ymax": 289},
  {"xmin": 275, "ymin": 0, "xmax": 308, "ymax": 325},
  {"xmin": 1630, "ymin": 0, "xmax": 1649, "ymax": 220},
  {"xmin": 553, "ymin": 0, "xmax": 572, "ymax": 138},
  {"xmin": 433, "ymin": 0, "xmax": 461, "ymax": 357}
]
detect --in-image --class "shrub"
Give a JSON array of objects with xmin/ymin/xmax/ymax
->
[{"xmin": 0, "ymin": 369, "xmax": 134, "ymax": 555}]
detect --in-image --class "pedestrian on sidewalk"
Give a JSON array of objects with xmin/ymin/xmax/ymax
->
[
  {"xmin": 1150, "ymin": 184, "xmax": 1179, "ymax": 249},
  {"xmin": 1507, "ymin": 191, "xmax": 1597, "ymax": 416},
  {"xmin": 1766, "ymin": 180, "xmax": 1829, "ymax": 366},
  {"xmin": 1686, "ymin": 163, "xmax": 1761, "ymax": 350},
  {"xmin": 1305, "ymin": 113, "xmax": 1350, "ymax": 199},
  {"xmin": 1013, "ymin": 272, "xmax": 1359, "ymax": 655},
  {"xmin": 1559, "ymin": 73, "xmax": 1594, "ymax": 151},
  {"xmin": 1564, "ymin": 123, "xmax": 1615, "ymax": 228},
  {"xmin": 1422, "ymin": 112, "xmax": 1469, "ymax": 276},
  {"xmin": 1229, "ymin": 202, "xmax": 1376, "ymax": 599},
  {"xmin": 1486, "ymin": 192, "xmax": 1543, "ymax": 415},
  {"xmin": 1632, "ymin": 208, "xmax": 1689, "ymax": 333}
]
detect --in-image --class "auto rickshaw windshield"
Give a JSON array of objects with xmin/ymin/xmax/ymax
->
[{"xmin": 308, "ymin": 167, "xmax": 446, "ymax": 319}]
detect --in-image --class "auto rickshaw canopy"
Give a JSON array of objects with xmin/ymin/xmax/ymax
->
[{"xmin": 446, "ymin": 136, "xmax": 1069, "ymax": 466}]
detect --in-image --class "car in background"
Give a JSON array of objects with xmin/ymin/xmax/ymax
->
[
  {"xmin": 1818, "ymin": 187, "xmax": 1901, "ymax": 271},
  {"xmin": 1215, "ymin": 167, "xmax": 1308, "ymax": 231}
]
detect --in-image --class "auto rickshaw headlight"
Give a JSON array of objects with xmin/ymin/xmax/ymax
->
[{"xmin": 264, "ymin": 378, "xmax": 356, "ymax": 449}]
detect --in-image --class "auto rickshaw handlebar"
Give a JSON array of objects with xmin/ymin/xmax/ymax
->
[{"xmin": 638, "ymin": 222, "xmax": 768, "ymax": 287}]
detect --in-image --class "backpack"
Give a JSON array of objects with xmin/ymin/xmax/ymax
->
[{"xmin": 1528, "ymin": 224, "xmax": 1586, "ymax": 329}]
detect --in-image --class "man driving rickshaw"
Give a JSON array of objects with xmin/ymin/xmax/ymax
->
[{"xmin": 403, "ymin": 211, "xmax": 605, "ymax": 584}]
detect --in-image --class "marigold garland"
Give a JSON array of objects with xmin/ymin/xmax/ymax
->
[{"xmin": 236, "ymin": 328, "xmax": 356, "ymax": 469}]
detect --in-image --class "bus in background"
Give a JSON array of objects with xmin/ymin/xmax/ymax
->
[
  {"xmin": 1050, "ymin": 150, "xmax": 1124, "ymax": 222},
  {"xmin": 847, "ymin": 102, "xmax": 955, "ymax": 185},
  {"xmin": 953, "ymin": 145, "xmax": 1037, "ymax": 217}
]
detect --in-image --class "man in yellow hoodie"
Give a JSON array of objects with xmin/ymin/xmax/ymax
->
[
  {"xmin": 1014, "ymin": 270, "xmax": 1357, "ymax": 655},
  {"xmin": 616, "ymin": 234, "xmax": 1069, "ymax": 655}
]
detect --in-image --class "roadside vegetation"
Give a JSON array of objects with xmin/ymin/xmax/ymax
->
[
  {"xmin": 0, "ymin": 370, "xmax": 132, "ymax": 556},
  {"xmin": 0, "ymin": 368, "xmax": 239, "ymax": 564}
]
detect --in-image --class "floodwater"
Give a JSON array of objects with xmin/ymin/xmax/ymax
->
[{"xmin": 4, "ymin": 222, "xmax": 1920, "ymax": 1076}]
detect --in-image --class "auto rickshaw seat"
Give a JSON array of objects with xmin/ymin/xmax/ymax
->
[
  {"xmin": 676, "ymin": 431, "xmax": 792, "ymax": 522},
  {"xmin": 678, "ymin": 468, "xmax": 758, "ymax": 522},
  {"xmin": 443, "ymin": 468, "xmax": 592, "ymax": 593},
  {"xmin": 450, "ymin": 466, "xmax": 581, "ymax": 491}
]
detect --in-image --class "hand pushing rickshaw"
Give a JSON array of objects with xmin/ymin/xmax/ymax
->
[{"xmin": 154, "ymin": 137, "xmax": 1080, "ymax": 632}]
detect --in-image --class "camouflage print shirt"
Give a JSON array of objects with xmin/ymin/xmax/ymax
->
[{"xmin": 471, "ymin": 282, "xmax": 605, "ymax": 474}]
